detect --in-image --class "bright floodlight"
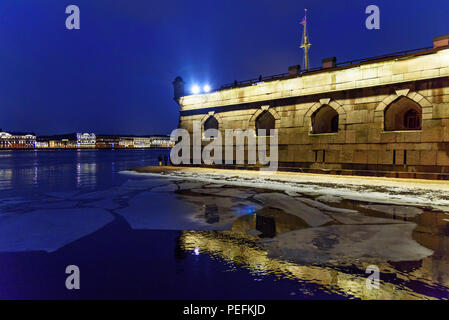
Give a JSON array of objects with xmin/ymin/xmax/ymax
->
[
  {"xmin": 203, "ymin": 84, "xmax": 211, "ymax": 93},
  {"xmin": 191, "ymin": 84, "xmax": 200, "ymax": 94}
]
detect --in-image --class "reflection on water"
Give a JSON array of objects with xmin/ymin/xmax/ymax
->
[
  {"xmin": 0, "ymin": 150, "xmax": 168, "ymax": 195},
  {"xmin": 76, "ymin": 163, "xmax": 97, "ymax": 188},
  {"xmin": 1, "ymin": 149, "xmax": 449, "ymax": 299},
  {"xmin": 160, "ymin": 179, "xmax": 449, "ymax": 299},
  {"xmin": 177, "ymin": 196, "xmax": 449, "ymax": 300},
  {"xmin": 0, "ymin": 169, "xmax": 12, "ymax": 188}
]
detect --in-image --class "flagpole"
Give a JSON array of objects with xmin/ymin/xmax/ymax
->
[{"xmin": 300, "ymin": 8, "xmax": 311, "ymax": 71}]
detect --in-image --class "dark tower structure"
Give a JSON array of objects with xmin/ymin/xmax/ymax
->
[{"xmin": 172, "ymin": 76, "xmax": 185, "ymax": 104}]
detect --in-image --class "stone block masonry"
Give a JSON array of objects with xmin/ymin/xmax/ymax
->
[{"xmin": 174, "ymin": 38, "xmax": 449, "ymax": 179}]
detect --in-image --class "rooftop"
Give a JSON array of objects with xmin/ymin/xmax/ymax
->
[
  {"xmin": 179, "ymin": 37, "xmax": 449, "ymax": 111},
  {"xmin": 219, "ymin": 46, "xmax": 438, "ymax": 91}
]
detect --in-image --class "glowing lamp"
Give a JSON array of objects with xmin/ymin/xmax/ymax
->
[{"xmin": 191, "ymin": 85, "xmax": 200, "ymax": 94}]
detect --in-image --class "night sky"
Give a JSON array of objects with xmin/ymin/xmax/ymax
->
[{"xmin": 0, "ymin": 0, "xmax": 447, "ymax": 136}]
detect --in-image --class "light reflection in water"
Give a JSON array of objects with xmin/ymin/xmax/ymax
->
[
  {"xmin": 0, "ymin": 149, "xmax": 168, "ymax": 193},
  {"xmin": 0, "ymin": 150, "xmax": 448, "ymax": 299},
  {"xmin": 235, "ymin": 205, "xmax": 259, "ymax": 215},
  {"xmin": 76, "ymin": 163, "xmax": 97, "ymax": 188},
  {"xmin": 0, "ymin": 169, "xmax": 13, "ymax": 188},
  {"xmin": 178, "ymin": 205, "xmax": 449, "ymax": 300},
  {"xmin": 179, "ymin": 230, "xmax": 433, "ymax": 300}
]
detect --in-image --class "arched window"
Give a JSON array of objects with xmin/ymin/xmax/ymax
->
[
  {"xmin": 384, "ymin": 97, "xmax": 422, "ymax": 131},
  {"xmin": 204, "ymin": 116, "xmax": 219, "ymax": 132},
  {"xmin": 255, "ymin": 110, "xmax": 275, "ymax": 136},
  {"xmin": 312, "ymin": 105, "xmax": 339, "ymax": 134}
]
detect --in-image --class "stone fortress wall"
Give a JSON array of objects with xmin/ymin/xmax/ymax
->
[{"xmin": 174, "ymin": 35, "xmax": 449, "ymax": 179}]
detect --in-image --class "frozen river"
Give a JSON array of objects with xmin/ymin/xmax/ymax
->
[{"xmin": 0, "ymin": 150, "xmax": 448, "ymax": 299}]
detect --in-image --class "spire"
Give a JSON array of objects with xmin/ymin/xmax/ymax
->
[{"xmin": 300, "ymin": 8, "xmax": 311, "ymax": 71}]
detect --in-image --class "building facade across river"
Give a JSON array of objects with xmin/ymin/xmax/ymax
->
[{"xmin": 1, "ymin": 133, "xmax": 173, "ymax": 150}]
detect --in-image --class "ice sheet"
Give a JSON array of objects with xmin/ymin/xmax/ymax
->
[
  {"xmin": 0, "ymin": 208, "xmax": 114, "ymax": 253},
  {"xmin": 360, "ymin": 204, "xmax": 424, "ymax": 218},
  {"xmin": 254, "ymin": 193, "xmax": 334, "ymax": 227},
  {"xmin": 260, "ymin": 224, "xmax": 433, "ymax": 265},
  {"xmin": 115, "ymin": 191, "xmax": 203, "ymax": 230},
  {"xmin": 125, "ymin": 169, "xmax": 449, "ymax": 211}
]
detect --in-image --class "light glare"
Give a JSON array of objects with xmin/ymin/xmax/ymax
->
[
  {"xmin": 191, "ymin": 85, "xmax": 200, "ymax": 94},
  {"xmin": 203, "ymin": 84, "xmax": 211, "ymax": 93}
]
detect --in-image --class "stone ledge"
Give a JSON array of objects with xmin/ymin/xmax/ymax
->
[
  {"xmin": 381, "ymin": 130, "xmax": 423, "ymax": 134},
  {"xmin": 308, "ymin": 132, "xmax": 339, "ymax": 137}
]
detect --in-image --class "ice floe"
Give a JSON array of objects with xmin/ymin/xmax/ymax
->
[
  {"xmin": 115, "ymin": 191, "xmax": 204, "ymax": 230},
  {"xmin": 326, "ymin": 211, "xmax": 407, "ymax": 225},
  {"xmin": 253, "ymin": 193, "xmax": 334, "ymax": 227},
  {"xmin": 179, "ymin": 194, "xmax": 262, "ymax": 229},
  {"xmin": 89, "ymin": 198, "xmax": 121, "ymax": 210},
  {"xmin": 315, "ymin": 195, "xmax": 343, "ymax": 203},
  {"xmin": 190, "ymin": 187, "xmax": 256, "ymax": 199},
  {"xmin": 260, "ymin": 224, "xmax": 433, "ymax": 265},
  {"xmin": 0, "ymin": 208, "xmax": 114, "ymax": 253},
  {"xmin": 72, "ymin": 189, "xmax": 121, "ymax": 200},
  {"xmin": 298, "ymin": 198, "xmax": 357, "ymax": 214},
  {"xmin": 120, "ymin": 178, "xmax": 170, "ymax": 189},
  {"xmin": 360, "ymin": 204, "xmax": 424, "ymax": 218},
  {"xmin": 204, "ymin": 184, "xmax": 225, "ymax": 188},
  {"xmin": 31, "ymin": 201, "xmax": 80, "ymax": 210},
  {"xmin": 151, "ymin": 184, "xmax": 179, "ymax": 192},
  {"xmin": 176, "ymin": 182, "xmax": 205, "ymax": 190},
  {"xmin": 125, "ymin": 169, "xmax": 449, "ymax": 211}
]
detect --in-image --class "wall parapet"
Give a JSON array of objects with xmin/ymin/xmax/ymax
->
[{"xmin": 179, "ymin": 48, "xmax": 449, "ymax": 112}]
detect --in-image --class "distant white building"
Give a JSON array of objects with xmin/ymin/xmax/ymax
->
[
  {"xmin": 0, "ymin": 132, "xmax": 36, "ymax": 149},
  {"xmin": 150, "ymin": 135, "xmax": 173, "ymax": 148},
  {"xmin": 76, "ymin": 133, "xmax": 96, "ymax": 148},
  {"xmin": 35, "ymin": 141, "xmax": 49, "ymax": 148},
  {"xmin": 133, "ymin": 137, "xmax": 151, "ymax": 148},
  {"xmin": 119, "ymin": 137, "xmax": 134, "ymax": 148}
]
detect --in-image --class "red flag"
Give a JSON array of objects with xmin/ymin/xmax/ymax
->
[{"xmin": 301, "ymin": 15, "xmax": 307, "ymax": 26}]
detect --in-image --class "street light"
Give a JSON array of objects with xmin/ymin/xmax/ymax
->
[
  {"xmin": 203, "ymin": 84, "xmax": 211, "ymax": 93},
  {"xmin": 191, "ymin": 84, "xmax": 200, "ymax": 94}
]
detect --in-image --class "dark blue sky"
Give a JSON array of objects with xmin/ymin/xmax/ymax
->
[{"xmin": 0, "ymin": 0, "xmax": 447, "ymax": 135}]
